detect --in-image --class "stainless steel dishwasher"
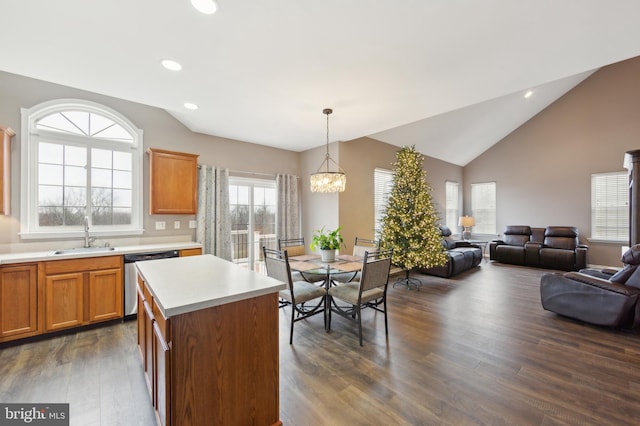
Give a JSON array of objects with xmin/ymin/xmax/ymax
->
[{"xmin": 123, "ymin": 250, "xmax": 179, "ymax": 319}]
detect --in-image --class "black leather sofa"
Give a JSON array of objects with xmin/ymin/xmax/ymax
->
[
  {"xmin": 540, "ymin": 245, "xmax": 640, "ymax": 329},
  {"xmin": 489, "ymin": 225, "xmax": 588, "ymax": 271},
  {"xmin": 419, "ymin": 226, "xmax": 482, "ymax": 277}
]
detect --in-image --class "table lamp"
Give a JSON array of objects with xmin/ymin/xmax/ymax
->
[{"xmin": 458, "ymin": 216, "xmax": 475, "ymax": 241}]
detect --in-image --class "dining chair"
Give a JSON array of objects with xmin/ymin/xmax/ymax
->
[
  {"xmin": 327, "ymin": 248, "xmax": 393, "ymax": 346},
  {"xmin": 278, "ymin": 237, "xmax": 323, "ymax": 284},
  {"xmin": 277, "ymin": 237, "xmax": 306, "ymax": 256},
  {"xmin": 352, "ymin": 237, "xmax": 378, "ymax": 257},
  {"xmin": 263, "ymin": 247, "xmax": 327, "ymax": 344},
  {"xmin": 340, "ymin": 237, "xmax": 379, "ymax": 282},
  {"xmin": 330, "ymin": 236, "xmax": 380, "ymax": 283}
]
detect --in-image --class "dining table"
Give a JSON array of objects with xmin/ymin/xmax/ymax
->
[
  {"xmin": 288, "ymin": 253, "xmax": 363, "ymax": 289},
  {"xmin": 288, "ymin": 253, "xmax": 365, "ymax": 332}
]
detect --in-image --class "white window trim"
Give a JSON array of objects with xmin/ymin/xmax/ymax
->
[
  {"xmin": 20, "ymin": 99, "xmax": 144, "ymax": 239},
  {"xmin": 590, "ymin": 171, "xmax": 629, "ymax": 243}
]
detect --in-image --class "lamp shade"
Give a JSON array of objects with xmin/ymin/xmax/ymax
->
[
  {"xmin": 310, "ymin": 171, "xmax": 346, "ymax": 193},
  {"xmin": 458, "ymin": 216, "xmax": 475, "ymax": 227}
]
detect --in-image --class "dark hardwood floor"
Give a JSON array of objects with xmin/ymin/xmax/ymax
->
[{"xmin": 2, "ymin": 262, "xmax": 640, "ymax": 425}]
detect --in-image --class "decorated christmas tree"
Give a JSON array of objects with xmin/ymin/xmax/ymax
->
[{"xmin": 379, "ymin": 145, "xmax": 447, "ymax": 289}]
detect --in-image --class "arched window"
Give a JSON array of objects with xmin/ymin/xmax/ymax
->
[{"xmin": 20, "ymin": 99, "xmax": 143, "ymax": 239}]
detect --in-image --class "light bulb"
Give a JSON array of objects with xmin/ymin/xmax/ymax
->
[{"xmin": 191, "ymin": 0, "xmax": 218, "ymax": 14}]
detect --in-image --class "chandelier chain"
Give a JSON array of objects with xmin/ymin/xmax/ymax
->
[
  {"xmin": 310, "ymin": 107, "xmax": 345, "ymax": 193},
  {"xmin": 324, "ymin": 109, "xmax": 332, "ymax": 168}
]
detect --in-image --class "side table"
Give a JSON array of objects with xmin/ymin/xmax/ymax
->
[{"xmin": 462, "ymin": 239, "xmax": 489, "ymax": 262}]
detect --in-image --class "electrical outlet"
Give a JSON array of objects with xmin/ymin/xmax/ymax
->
[
  {"xmin": 155, "ymin": 221, "xmax": 166, "ymax": 230},
  {"xmin": 174, "ymin": 221, "xmax": 181, "ymax": 229},
  {"xmin": 189, "ymin": 220, "xmax": 197, "ymax": 229}
]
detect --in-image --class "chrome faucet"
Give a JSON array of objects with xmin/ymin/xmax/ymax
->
[{"xmin": 84, "ymin": 216, "xmax": 91, "ymax": 248}]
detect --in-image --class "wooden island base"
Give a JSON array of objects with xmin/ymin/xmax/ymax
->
[{"xmin": 136, "ymin": 255, "xmax": 284, "ymax": 426}]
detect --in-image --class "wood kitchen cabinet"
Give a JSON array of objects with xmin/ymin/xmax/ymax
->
[
  {"xmin": 179, "ymin": 248, "xmax": 201, "ymax": 257},
  {"xmin": 0, "ymin": 264, "xmax": 41, "ymax": 343},
  {"xmin": 88, "ymin": 267, "xmax": 123, "ymax": 322},
  {"xmin": 148, "ymin": 148, "xmax": 199, "ymax": 215},
  {"xmin": 0, "ymin": 126, "xmax": 15, "ymax": 215},
  {"xmin": 137, "ymin": 278, "xmax": 171, "ymax": 426},
  {"xmin": 44, "ymin": 271, "xmax": 84, "ymax": 331},
  {"xmin": 137, "ymin": 287, "xmax": 280, "ymax": 426},
  {"xmin": 43, "ymin": 256, "xmax": 123, "ymax": 332}
]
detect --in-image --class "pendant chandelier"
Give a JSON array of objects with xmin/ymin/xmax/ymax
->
[{"xmin": 310, "ymin": 108, "xmax": 346, "ymax": 193}]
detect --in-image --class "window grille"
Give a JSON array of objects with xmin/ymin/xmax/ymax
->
[{"xmin": 21, "ymin": 100, "xmax": 143, "ymax": 238}]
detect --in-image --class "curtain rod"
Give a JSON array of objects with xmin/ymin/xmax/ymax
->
[
  {"xmin": 230, "ymin": 170, "xmax": 301, "ymax": 179},
  {"xmin": 229, "ymin": 169, "xmax": 277, "ymax": 178},
  {"xmin": 198, "ymin": 165, "xmax": 299, "ymax": 179}
]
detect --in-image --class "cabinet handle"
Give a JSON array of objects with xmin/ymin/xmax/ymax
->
[
  {"xmin": 153, "ymin": 321, "xmax": 170, "ymax": 351},
  {"xmin": 137, "ymin": 285, "xmax": 145, "ymax": 300},
  {"xmin": 143, "ymin": 300, "xmax": 155, "ymax": 322}
]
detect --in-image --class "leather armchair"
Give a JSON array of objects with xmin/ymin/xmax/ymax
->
[
  {"xmin": 540, "ymin": 245, "xmax": 640, "ymax": 328},
  {"xmin": 489, "ymin": 225, "xmax": 538, "ymax": 265},
  {"xmin": 538, "ymin": 226, "xmax": 588, "ymax": 271},
  {"xmin": 420, "ymin": 226, "xmax": 482, "ymax": 277}
]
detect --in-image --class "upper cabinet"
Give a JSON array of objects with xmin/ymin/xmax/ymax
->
[
  {"xmin": 0, "ymin": 126, "xmax": 15, "ymax": 215},
  {"xmin": 148, "ymin": 148, "xmax": 199, "ymax": 215}
]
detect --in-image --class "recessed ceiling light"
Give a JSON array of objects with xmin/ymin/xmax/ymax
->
[
  {"xmin": 524, "ymin": 90, "xmax": 534, "ymax": 99},
  {"xmin": 161, "ymin": 59, "xmax": 182, "ymax": 71},
  {"xmin": 184, "ymin": 102, "xmax": 199, "ymax": 110},
  {"xmin": 191, "ymin": 0, "xmax": 218, "ymax": 14}
]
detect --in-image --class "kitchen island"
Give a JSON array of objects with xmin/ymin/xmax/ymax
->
[{"xmin": 135, "ymin": 254, "xmax": 285, "ymax": 426}]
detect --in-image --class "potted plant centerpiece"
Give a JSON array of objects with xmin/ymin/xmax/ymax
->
[{"xmin": 310, "ymin": 226, "xmax": 344, "ymax": 262}]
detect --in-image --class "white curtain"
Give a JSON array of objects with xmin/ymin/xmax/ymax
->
[
  {"xmin": 276, "ymin": 174, "xmax": 300, "ymax": 240},
  {"xmin": 196, "ymin": 165, "xmax": 232, "ymax": 260}
]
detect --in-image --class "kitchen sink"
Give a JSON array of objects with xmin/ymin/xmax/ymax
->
[{"xmin": 51, "ymin": 247, "xmax": 116, "ymax": 255}]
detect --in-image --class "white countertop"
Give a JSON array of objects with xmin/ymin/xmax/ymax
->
[
  {"xmin": 0, "ymin": 242, "xmax": 202, "ymax": 265},
  {"xmin": 136, "ymin": 254, "xmax": 286, "ymax": 318}
]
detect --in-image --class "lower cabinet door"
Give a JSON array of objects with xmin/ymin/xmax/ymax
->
[
  {"xmin": 0, "ymin": 264, "xmax": 39, "ymax": 341},
  {"xmin": 45, "ymin": 272, "xmax": 83, "ymax": 331},
  {"xmin": 88, "ymin": 268, "xmax": 123, "ymax": 322}
]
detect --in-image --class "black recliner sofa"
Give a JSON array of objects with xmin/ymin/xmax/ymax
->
[
  {"xmin": 540, "ymin": 245, "xmax": 640, "ymax": 329},
  {"xmin": 419, "ymin": 225, "xmax": 482, "ymax": 277},
  {"xmin": 490, "ymin": 225, "xmax": 588, "ymax": 271}
]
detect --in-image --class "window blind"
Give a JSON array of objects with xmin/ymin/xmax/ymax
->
[
  {"xmin": 445, "ymin": 181, "xmax": 460, "ymax": 231},
  {"xmin": 374, "ymin": 168, "xmax": 394, "ymax": 238},
  {"xmin": 591, "ymin": 172, "xmax": 629, "ymax": 241}
]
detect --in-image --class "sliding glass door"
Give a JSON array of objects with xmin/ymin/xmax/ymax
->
[{"xmin": 229, "ymin": 177, "xmax": 276, "ymax": 272}]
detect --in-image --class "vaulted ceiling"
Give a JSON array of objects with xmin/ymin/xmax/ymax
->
[{"xmin": 1, "ymin": 1, "xmax": 639, "ymax": 166}]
